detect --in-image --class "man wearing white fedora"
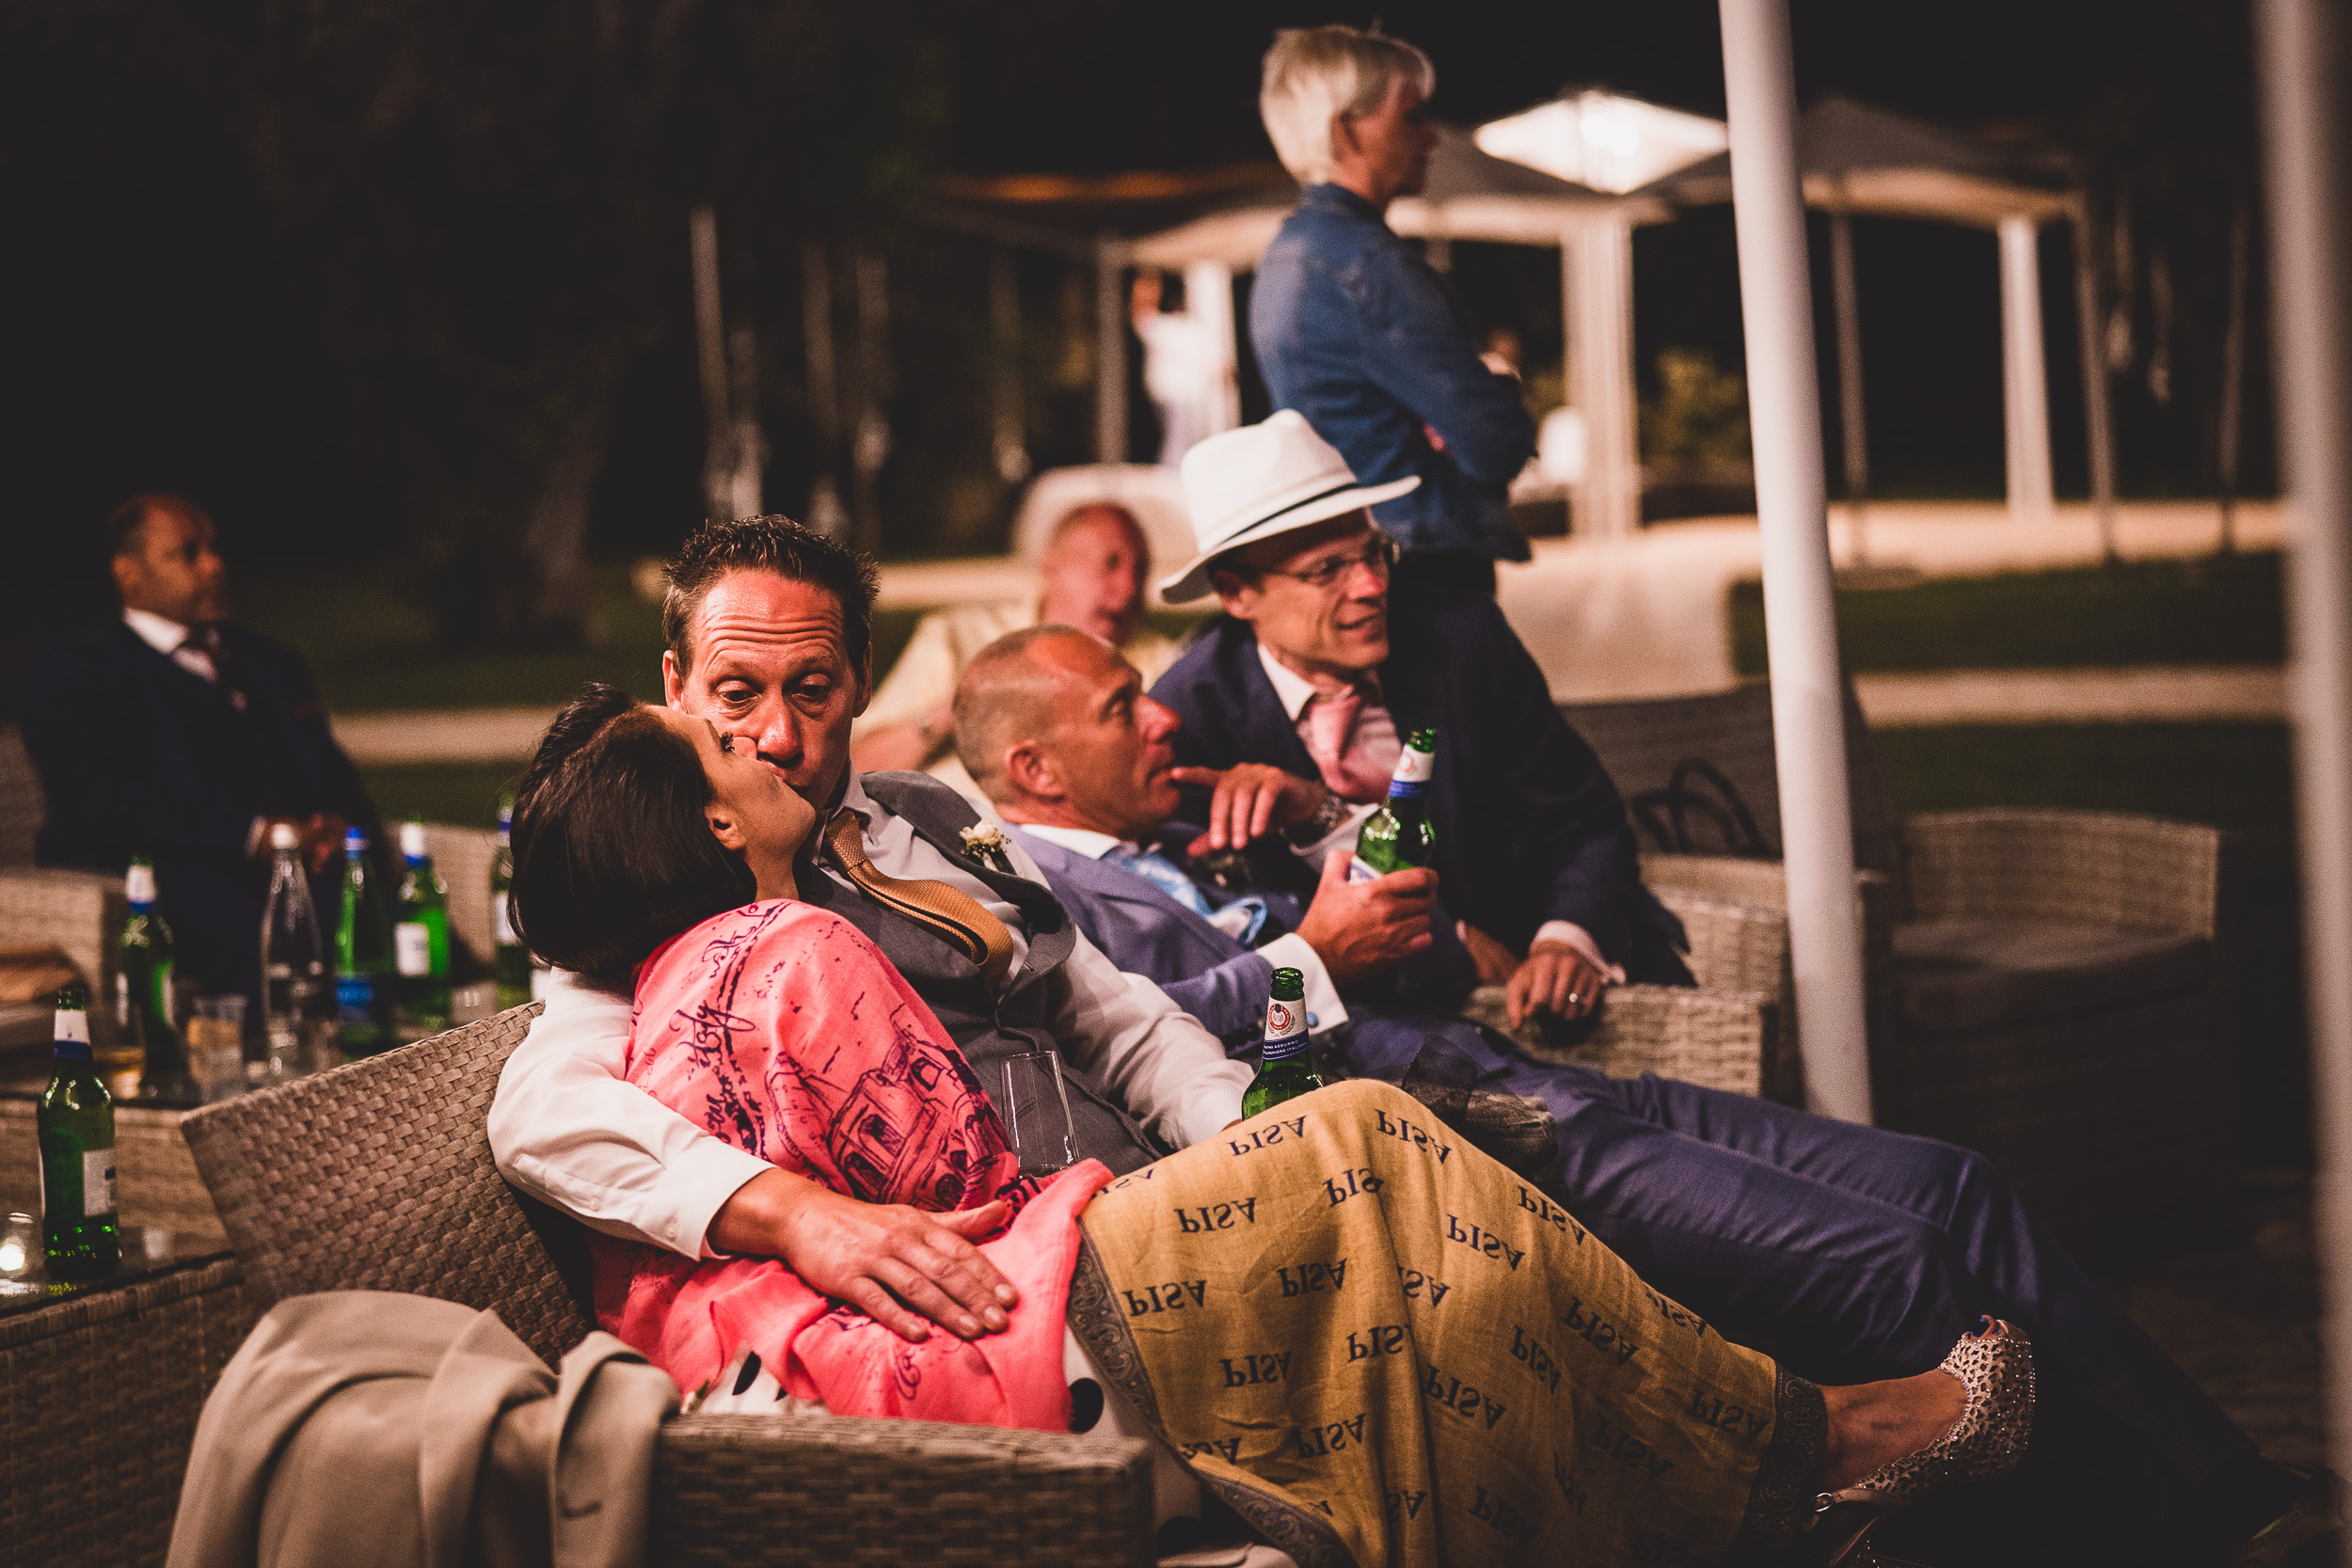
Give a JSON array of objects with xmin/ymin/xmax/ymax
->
[
  {"xmin": 1153, "ymin": 409, "xmax": 1690, "ymax": 1029},
  {"xmin": 1147, "ymin": 412, "xmax": 2310, "ymax": 1563}
]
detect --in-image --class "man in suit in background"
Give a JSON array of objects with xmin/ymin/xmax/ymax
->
[
  {"xmin": 20, "ymin": 493, "xmax": 382, "ymax": 1000},
  {"xmin": 1151, "ymin": 412, "xmax": 1689, "ymax": 1034}
]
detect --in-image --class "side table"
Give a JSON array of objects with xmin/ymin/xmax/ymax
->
[
  {"xmin": 0, "ymin": 1232, "xmax": 249, "ymax": 1566},
  {"xmin": 0, "ymin": 1084, "xmax": 224, "ymax": 1243}
]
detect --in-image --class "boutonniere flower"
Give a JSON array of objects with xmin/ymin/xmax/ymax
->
[{"xmin": 960, "ymin": 822, "xmax": 1015, "ymax": 874}]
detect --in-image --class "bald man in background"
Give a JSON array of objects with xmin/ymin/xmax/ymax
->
[{"xmin": 850, "ymin": 502, "xmax": 1186, "ymax": 805}]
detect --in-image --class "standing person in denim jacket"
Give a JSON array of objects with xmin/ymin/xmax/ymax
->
[{"xmin": 1249, "ymin": 25, "xmax": 1536, "ymax": 599}]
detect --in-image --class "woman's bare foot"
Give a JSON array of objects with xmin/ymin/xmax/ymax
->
[{"xmin": 1819, "ymin": 1365, "xmax": 1967, "ymax": 1492}]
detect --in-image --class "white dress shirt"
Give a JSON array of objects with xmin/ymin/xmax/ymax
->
[
  {"xmin": 1254, "ymin": 643, "xmax": 1622, "ymax": 982},
  {"xmin": 1016, "ymin": 821, "xmax": 1349, "ymax": 1035},
  {"xmin": 487, "ymin": 772, "xmax": 1254, "ymax": 1260}
]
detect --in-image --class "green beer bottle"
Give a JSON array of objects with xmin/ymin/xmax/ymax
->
[
  {"xmin": 1241, "ymin": 967, "xmax": 1322, "ymax": 1118},
  {"xmin": 491, "ymin": 801, "xmax": 530, "ymax": 1010},
  {"xmin": 336, "ymin": 826, "xmax": 393, "ymax": 1055},
  {"xmin": 393, "ymin": 816, "xmax": 452, "ymax": 1040},
  {"xmin": 1350, "ymin": 727, "xmax": 1438, "ymax": 883},
  {"xmin": 118, "ymin": 857, "xmax": 193, "ymax": 1101},
  {"xmin": 39, "ymin": 985, "xmax": 118, "ymax": 1281}
]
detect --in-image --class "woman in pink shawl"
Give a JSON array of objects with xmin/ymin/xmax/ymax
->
[{"xmin": 503, "ymin": 685, "xmax": 2031, "ymax": 1568}]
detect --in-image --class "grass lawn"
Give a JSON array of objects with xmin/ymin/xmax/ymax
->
[
  {"xmin": 0, "ymin": 562, "xmax": 936, "ymax": 722},
  {"xmin": 1873, "ymin": 722, "xmax": 2308, "ymax": 1168},
  {"xmin": 1730, "ymin": 551, "xmax": 2285, "ymax": 674}
]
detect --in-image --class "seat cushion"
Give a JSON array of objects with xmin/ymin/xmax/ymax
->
[{"xmin": 1892, "ymin": 917, "xmax": 2209, "ymax": 1036}]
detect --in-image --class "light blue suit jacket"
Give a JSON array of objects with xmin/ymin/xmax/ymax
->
[{"xmin": 1007, "ymin": 826, "xmax": 1490, "ymax": 1077}]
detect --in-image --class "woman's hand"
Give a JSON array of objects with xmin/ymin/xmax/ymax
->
[{"xmin": 707, "ymin": 1167, "xmax": 1021, "ymax": 1342}]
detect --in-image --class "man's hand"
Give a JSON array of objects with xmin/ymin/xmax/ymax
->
[
  {"xmin": 707, "ymin": 1166, "xmax": 1019, "ymax": 1343},
  {"xmin": 1170, "ymin": 764, "xmax": 1329, "ymax": 854},
  {"xmin": 1294, "ymin": 849, "xmax": 1438, "ymax": 985},
  {"xmin": 1506, "ymin": 941, "xmax": 1609, "ymax": 1028}
]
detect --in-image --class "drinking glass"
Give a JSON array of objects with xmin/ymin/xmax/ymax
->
[
  {"xmin": 187, "ymin": 995, "xmax": 248, "ymax": 1102},
  {"xmin": 999, "ymin": 1050, "xmax": 1077, "ymax": 1177},
  {"xmin": 0, "ymin": 1212, "xmax": 36, "ymax": 1294}
]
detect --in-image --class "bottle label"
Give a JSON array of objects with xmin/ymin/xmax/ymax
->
[
  {"xmin": 395, "ymin": 923, "xmax": 432, "ymax": 976},
  {"xmin": 126, "ymin": 863, "xmax": 157, "ymax": 906},
  {"xmin": 83, "ymin": 1148, "xmax": 116, "ymax": 1218},
  {"xmin": 1386, "ymin": 746, "xmax": 1434, "ymax": 800},
  {"xmin": 54, "ymin": 1008, "xmax": 89, "ymax": 1047},
  {"xmin": 1346, "ymin": 854, "xmax": 1382, "ymax": 885},
  {"xmin": 1262, "ymin": 998, "xmax": 1309, "ymax": 1062},
  {"xmin": 401, "ymin": 821, "xmax": 428, "ymax": 861},
  {"xmin": 337, "ymin": 974, "xmax": 379, "ymax": 1022},
  {"xmin": 494, "ymin": 892, "xmax": 516, "ymax": 945}
]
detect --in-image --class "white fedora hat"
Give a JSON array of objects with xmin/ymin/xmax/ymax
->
[{"xmin": 1157, "ymin": 411, "xmax": 1419, "ymax": 604}]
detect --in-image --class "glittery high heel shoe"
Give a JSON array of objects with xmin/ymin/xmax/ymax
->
[{"xmin": 1799, "ymin": 1317, "xmax": 2036, "ymax": 1567}]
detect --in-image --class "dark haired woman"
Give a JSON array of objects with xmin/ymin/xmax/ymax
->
[{"xmin": 507, "ymin": 684, "xmax": 2032, "ymax": 1567}]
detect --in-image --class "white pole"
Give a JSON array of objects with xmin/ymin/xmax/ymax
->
[
  {"xmin": 1998, "ymin": 215, "xmax": 2056, "ymax": 521},
  {"xmin": 1568, "ymin": 217, "xmax": 1642, "ymax": 540},
  {"xmin": 1718, "ymin": 0, "xmax": 1873, "ymax": 1123},
  {"xmin": 1096, "ymin": 233, "xmax": 1129, "ymax": 465},
  {"xmin": 1829, "ymin": 203, "xmax": 1869, "ymax": 564},
  {"xmin": 2253, "ymin": 0, "xmax": 2352, "ymax": 1501},
  {"xmin": 690, "ymin": 206, "xmax": 734, "ymax": 522},
  {"xmin": 2071, "ymin": 205, "xmax": 2121, "ymax": 565}
]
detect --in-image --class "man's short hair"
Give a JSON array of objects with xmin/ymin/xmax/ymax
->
[
  {"xmin": 951, "ymin": 624, "xmax": 1095, "ymax": 802},
  {"xmin": 107, "ymin": 493, "xmax": 207, "ymax": 560},
  {"xmin": 660, "ymin": 515, "xmax": 882, "ymax": 677},
  {"xmin": 1260, "ymin": 25, "xmax": 1435, "ymax": 185}
]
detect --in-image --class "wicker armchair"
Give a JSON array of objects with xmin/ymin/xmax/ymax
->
[
  {"xmin": 181, "ymin": 1004, "xmax": 1155, "ymax": 1567},
  {"xmin": 1559, "ymin": 684, "xmax": 2239, "ymax": 1246},
  {"xmin": 0, "ymin": 727, "xmax": 120, "ymax": 1069}
]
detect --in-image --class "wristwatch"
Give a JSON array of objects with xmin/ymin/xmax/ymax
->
[{"xmin": 1285, "ymin": 784, "xmax": 1353, "ymax": 846}]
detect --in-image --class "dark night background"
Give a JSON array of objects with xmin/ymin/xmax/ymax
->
[{"xmin": 0, "ymin": 0, "xmax": 2265, "ymax": 629}]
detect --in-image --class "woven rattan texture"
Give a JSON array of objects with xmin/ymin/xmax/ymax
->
[
  {"xmin": 1463, "ymin": 981, "xmax": 1777, "ymax": 1099},
  {"xmin": 0, "ymin": 865, "xmax": 126, "ymax": 1053},
  {"xmin": 0, "ymin": 1255, "xmax": 249, "ymax": 1567},
  {"xmin": 1560, "ymin": 682, "xmax": 1906, "ymax": 903},
  {"xmin": 182, "ymin": 1003, "xmax": 597, "ymax": 1367},
  {"xmin": 0, "ymin": 1103, "xmax": 224, "ymax": 1240},
  {"xmin": 1905, "ymin": 808, "xmax": 2227, "ymax": 937},
  {"xmin": 650, "ymin": 1412, "xmax": 1152, "ymax": 1567},
  {"xmin": 1874, "ymin": 989, "xmax": 2232, "ymax": 1242}
]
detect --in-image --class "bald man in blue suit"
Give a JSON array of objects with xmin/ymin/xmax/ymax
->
[{"xmin": 950, "ymin": 621, "xmax": 2312, "ymax": 1567}]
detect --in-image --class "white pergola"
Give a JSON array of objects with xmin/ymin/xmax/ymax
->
[
  {"xmin": 1121, "ymin": 122, "xmax": 1671, "ymax": 539},
  {"xmin": 1651, "ymin": 96, "xmax": 2084, "ymax": 531}
]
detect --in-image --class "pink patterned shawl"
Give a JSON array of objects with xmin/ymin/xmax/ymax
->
[{"xmin": 592, "ymin": 900, "xmax": 1110, "ymax": 1431}]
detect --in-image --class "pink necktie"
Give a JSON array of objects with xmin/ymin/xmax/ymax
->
[{"xmin": 1305, "ymin": 688, "xmax": 1391, "ymax": 803}]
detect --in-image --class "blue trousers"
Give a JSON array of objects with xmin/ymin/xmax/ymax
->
[{"xmin": 1332, "ymin": 1016, "xmax": 2256, "ymax": 1566}]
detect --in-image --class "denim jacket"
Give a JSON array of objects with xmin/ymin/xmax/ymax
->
[{"xmin": 1248, "ymin": 183, "xmax": 1536, "ymax": 561}]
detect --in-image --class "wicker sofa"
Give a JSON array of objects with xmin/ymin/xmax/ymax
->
[
  {"xmin": 181, "ymin": 1004, "xmax": 1159, "ymax": 1567},
  {"xmin": 1561, "ymin": 681, "xmax": 2241, "ymax": 1246}
]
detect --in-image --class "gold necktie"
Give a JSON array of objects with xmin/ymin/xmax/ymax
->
[{"xmin": 826, "ymin": 808, "xmax": 1016, "ymax": 989}]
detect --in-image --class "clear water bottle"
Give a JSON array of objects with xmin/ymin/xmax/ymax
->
[{"xmin": 260, "ymin": 823, "xmax": 326, "ymax": 1081}]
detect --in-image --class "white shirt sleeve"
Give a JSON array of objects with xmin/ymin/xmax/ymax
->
[
  {"xmin": 1252, "ymin": 931, "xmax": 1349, "ymax": 1033},
  {"xmin": 1530, "ymin": 920, "xmax": 1628, "ymax": 985},
  {"xmin": 1044, "ymin": 928, "xmax": 1254, "ymax": 1150},
  {"xmin": 486, "ymin": 969, "xmax": 771, "ymax": 1260}
]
